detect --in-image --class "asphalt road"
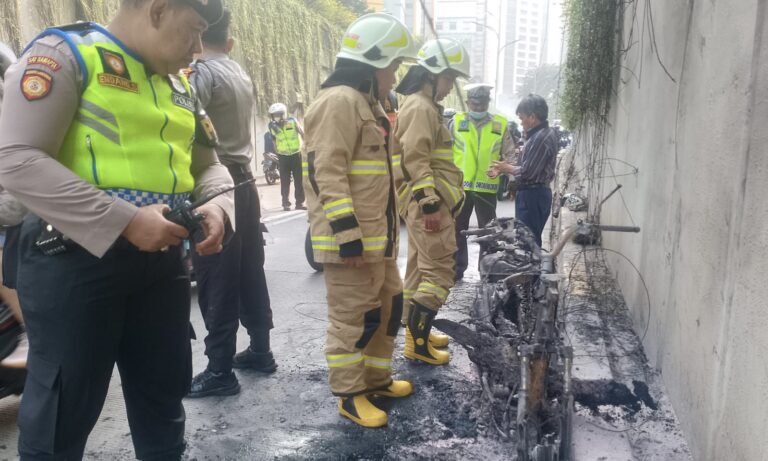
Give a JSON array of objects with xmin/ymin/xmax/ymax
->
[{"xmin": 0, "ymin": 193, "xmax": 517, "ymax": 461}]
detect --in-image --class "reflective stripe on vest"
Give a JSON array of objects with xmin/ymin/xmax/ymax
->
[
  {"xmin": 271, "ymin": 119, "xmax": 301, "ymax": 155},
  {"xmin": 52, "ymin": 25, "xmax": 195, "ymax": 200},
  {"xmin": 452, "ymin": 112, "xmax": 508, "ymax": 193}
]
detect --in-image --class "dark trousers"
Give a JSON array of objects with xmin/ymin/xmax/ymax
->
[
  {"xmin": 16, "ymin": 217, "xmax": 190, "ymax": 461},
  {"xmin": 515, "ymin": 187, "xmax": 553, "ymax": 247},
  {"xmin": 191, "ymin": 173, "xmax": 273, "ymax": 373},
  {"xmin": 454, "ymin": 191, "xmax": 497, "ymax": 277},
  {"xmin": 277, "ymin": 153, "xmax": 304, "ymax": 207}
]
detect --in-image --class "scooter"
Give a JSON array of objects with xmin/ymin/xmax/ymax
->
[{"xmin": 262, "ymin": 152, "xmax": 280, "ymax": 185}]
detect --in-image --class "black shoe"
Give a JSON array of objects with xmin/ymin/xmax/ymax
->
[
  {"xmin": 232, "ymin": 347, "xmax": 277, "ymax": 373},
  {"xmin": 282, "ymin": 206, "xmax": 291, "ymax": 211},
  {"xmin": 454, "ymin": 272, "xmax": 464, "ymax": 282},
  {"xmin": 295, "ymin": 204, "xmax": 307, "ymax": 210},
  {"xmin": 187, "ymin": 369, "xmax": 240, "ymax": 398}
]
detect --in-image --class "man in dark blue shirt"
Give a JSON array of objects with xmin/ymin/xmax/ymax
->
[{"xmin": 491, "ymin": 94, "xmax": 558, "ymax": 247}]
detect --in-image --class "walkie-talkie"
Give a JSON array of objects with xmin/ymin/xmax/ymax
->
[{"xmin": 165, "ymin": 178, "xmax": 256, "ymax": 243}]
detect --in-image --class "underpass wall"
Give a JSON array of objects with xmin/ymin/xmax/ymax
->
[{"xmin": 598, "ymin": 1, "xmax": 768, "ymax": 459}]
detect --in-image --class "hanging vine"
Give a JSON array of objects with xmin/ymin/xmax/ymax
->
[
  {"xmin": 560, "ymin": 0, "xmax": 621, "ymax": 129},
  {"xmin": 0, "ymin": 0, "xmax": 347, "ymax": 115}
]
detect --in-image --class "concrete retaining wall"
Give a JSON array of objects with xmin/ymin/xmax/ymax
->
[{"xmin": 599, "ymin": 1, "xmax": 768, "ymax": 459}]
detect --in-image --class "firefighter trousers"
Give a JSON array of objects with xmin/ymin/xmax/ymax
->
[
  {"xmin": 323, "ymin": 259, "xmax": 403, "ymax": 396},
  {"xmin": 403, "ymin": 201, "xmax": 457, "ymax": 318}
]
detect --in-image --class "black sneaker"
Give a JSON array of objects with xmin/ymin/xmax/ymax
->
[
  {"xmin": 232, "ymin": 347, "xmax": 277, "ymax": 373},
  {"xmin": 282, "ymin": 206, "xmax": 291, "ymax": 211},
  {"xmin": 187, "ymin": 369, "xmax": 240, "ymax": 398},
  {"xmin": 295, "ymin": 204, "xmax": 307, "ymax": 210}
]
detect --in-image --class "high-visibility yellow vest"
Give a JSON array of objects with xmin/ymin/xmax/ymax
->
[
  {"xmin": 37, "ymin": 23, "xmax": 196, "ymax": 205},
  {"xmin": 270, "ymin": 119, "xmax": 301, "ymax": 155},
  {"xmin": 452, "ymin": 112, "xmax": 508, "ymax": 193}
]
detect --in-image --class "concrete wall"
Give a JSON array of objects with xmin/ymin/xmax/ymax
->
[{"xmin": 598, "ymin": 1, "xmax": 768, "ymax": 459}]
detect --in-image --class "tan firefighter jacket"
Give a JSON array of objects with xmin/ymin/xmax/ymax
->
[
  {"xmin": 302, "ymin": 85, "xmax": 399, "ymax": 264},
  {"xmin": 394, "ymin": 86, "xmax": 465, "ymax": 217}
]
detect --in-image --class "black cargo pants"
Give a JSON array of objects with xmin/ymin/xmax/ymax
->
[
  {"xmin": 191, "ymin": 166, "xmax": 273, "ymax": 372},
  {"xmin": 16, "ymin": 216, "xmax": 191, "ymax": 460}
]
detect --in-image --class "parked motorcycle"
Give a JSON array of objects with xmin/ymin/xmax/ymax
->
[{"xmin": 262, "ymin": 152, "xmax": 280, "ymax": 185}]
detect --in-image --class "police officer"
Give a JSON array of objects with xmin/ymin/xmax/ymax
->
[
  {"xmin": 451, "ymin": 83, "xmax": 516, "ymax": 280},
  {"xmin": 185, "ymin": 9, "xmax": 276, "ymax": 398},
  {"xmin": 0, "ymin": 1, "xmax": 234, "ymax": 459},
  {"xmin": 268, "ymin": 102, "xmax": 305, "ymax": 211},
  {"xmin": 303, "ymin": 13, "xmax": 417, "ymax": 428},
  {"xmin": 394, "ymin": 39, "xmax": 470, "ymax": 365}
]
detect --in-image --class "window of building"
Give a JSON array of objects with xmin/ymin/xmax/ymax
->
[
  {"xmin": 519, "ymin": 27, "xmax": 527, "ymax": 33},
  {"xmin": 529, "ymin": 52, "xmax": 537, "ymax": 59},
  {"xmin": 517, "ymin": 60, "xmax": 527, "ymax": 67},
  {"xmin": 531, "ymin": 28, "xmax": 538, "ymax": 34},
  {"xmin": 436, "ymin": 22, "xmax": 443, "ymax": 30},
  {"xmin": 449, "ymin": 21, "xmax": 457, "ymax": 30},
  {"xmin": 531, "ymin": 37, "xmax": 539, "ymax": 43}
]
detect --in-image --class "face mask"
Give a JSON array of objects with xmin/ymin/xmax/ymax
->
[{"xmin": 468, "ymin": 111, "xmax": 489, "ymax": 120}]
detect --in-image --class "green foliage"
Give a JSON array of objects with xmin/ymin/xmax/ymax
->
[
  {"xmin": 561, "ymin": 0, "xmax": 619, "ymax": 129},
  {"xmin": 338, "ymin": 0, "xmax": 372, "ymax": 17},
  {"xmin": 0, "ymin": 0, "xmax": 22, "ymax": 52},
  {"xmin": 305, "ymin": 0, "xmax": 357, "ymax": 28},
  {"xmin": 0, "ymin": 0, "xmax": 347, "ymax": 115}
]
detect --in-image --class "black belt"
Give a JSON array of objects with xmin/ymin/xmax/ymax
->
[
  {"xmin": 516, "ymin": 183, "xmax": 548, "ymax": 191},
  {"xmin": 227, "ymin": 164, "xmax": 254, "ymax": 183}
]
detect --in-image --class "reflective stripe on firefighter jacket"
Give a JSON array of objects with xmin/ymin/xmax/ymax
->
[
  {"xmin": 395, "ymin": 88, "xmax": 464, "ymax": 218},
  {"xmin": 452, "ymin": 112, "xmax": 508, "ymax": 193},
  {"xmin": 270, "ymin": 118, "xmax": 301, "ymax": 155},
  {"xmin": 302, "ymin": 85, "xmax": 399, "ymax": 264}
]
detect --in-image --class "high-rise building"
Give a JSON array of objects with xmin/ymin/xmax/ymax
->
[{"xmin": 383, "ymin": 0, "xmax": 436, "ymax": 39}]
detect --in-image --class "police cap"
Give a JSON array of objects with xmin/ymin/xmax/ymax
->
[
  {"xmin": 464, "ymin": 83, "xmax": 493, "ymax": 103},
  {"xmin": 178, "ymin": 0, "xmax": 224, "ymax": 25}
]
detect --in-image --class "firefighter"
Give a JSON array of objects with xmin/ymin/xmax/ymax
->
[
  {"xmin": 394, "ymin": 39, "xmax": 469, "ymax": 365},
  {"xmin": 303, "ymin": 13, "xmax": 418, "ymax": 428}
]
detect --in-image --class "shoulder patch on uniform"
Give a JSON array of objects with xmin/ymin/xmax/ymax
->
[
  {"xmin": 20, "ymin": 69, "xmax": 53, "ymax": 101},
  {"xmin": 27, "ymin": 56, "xmax": 61, "ymax": 71},
  {"xmin": 492, "ymin": 121, "xmax": 502, "ymax": 135},
  {"xmin": 458, "ymin": 119, "xmax": 470, "ymax": 132}
]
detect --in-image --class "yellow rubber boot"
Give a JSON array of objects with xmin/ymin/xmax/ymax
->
[
  {"xmin": 429, "ymin": 332, "xmax": 450, "ymax": 348},
  {"xmin": 402, "ymin": 303, "xmax": 448, "ymax": 346},
  {"xmin": 403, "ymin": 302, "xmax": 449, "ymax": 365},
  {"xmin": 338, "ymin": 395, "xmax": 388, "ymax": 428},
  {"xmin": 374, "ymin": 380, "xmax": 413, "ymax": 398}
]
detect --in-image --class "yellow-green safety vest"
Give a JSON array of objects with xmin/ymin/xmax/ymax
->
[
  {"xmin": 270, "ymin": 119, "xmax": 301, "ymax": 155},
  {"xmin": 37, "ymin": 23, "xmax": 196, "ymax": 206},
  {"xmin": 452, "ymin": 112, "xmax": 508, "ymax": 193}
]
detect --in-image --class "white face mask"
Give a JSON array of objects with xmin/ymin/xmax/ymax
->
[{"xmin": 468, "ymin": 111, "xmax": 489, "ymax": 120}]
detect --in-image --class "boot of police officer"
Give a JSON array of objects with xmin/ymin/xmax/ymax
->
[
  {"xmin": 394, "ymin": 39, "xmax": 470, "ymax": 365},
  {"xmin": 304, "ymin": 13, "xmax": 418, "ymax": 428},
  {"xmin": 452, "ymin": 84, "xmax": 513, "ymax": 281},
  {"xmin": 0, "ymin": 1, "xmax": 234, "ymax": 459},
  {"xmin": 268, "ymin": 103, "xmax": 305, "ymax": 211},
  {"xmin": 186, "ymin": 9, "xmax": 276, "ymax": 399}
]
